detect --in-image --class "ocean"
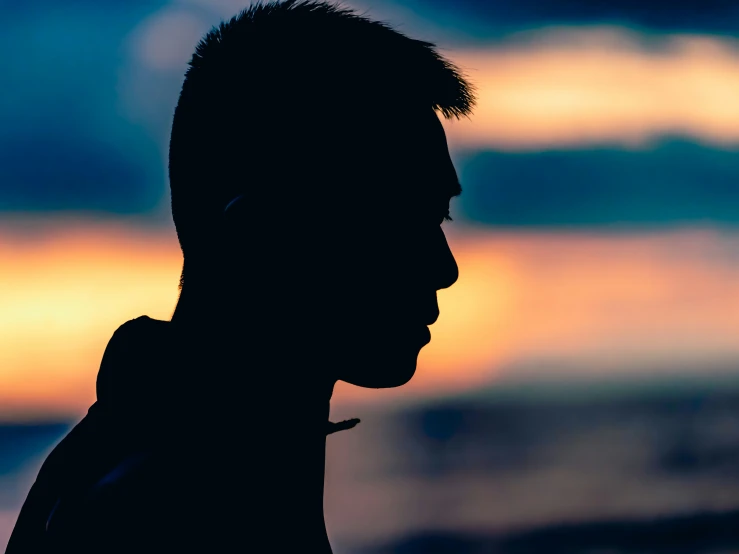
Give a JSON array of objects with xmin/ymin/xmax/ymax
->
[{"xmin": 3, "ymin": 384, "xmax": 739, "ymax": 553}]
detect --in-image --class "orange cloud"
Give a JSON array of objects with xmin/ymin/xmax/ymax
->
[
  {"xmin": 0, "ymin": 215, "xmax": 182, "ymax": 418},
  {"xmin": 2, "ymin": 216, "xmax": 739, "ymax": 417},
  {"xmin": 442, "ymin": 29, "xmax": 739, "ymax": 150},
  {"xmin": 336, "ymin": 225, "xmax": 739, "ymax": 405}
]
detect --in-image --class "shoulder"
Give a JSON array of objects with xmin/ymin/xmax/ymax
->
[
  {"xmin": 47, "ymin": 454, "xmax": 185, "ymax": 554},
  {"xmin": 95, "ymin": 318, "xmax": 136, "ymax": 403},
  {"xmin": 95, "ymin": 316, "xmax": 161, "ymax": 405}
]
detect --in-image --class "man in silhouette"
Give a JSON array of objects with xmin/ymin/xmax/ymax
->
[{"xmin": 7, "ymin": 1, "xmax": 474, "ymax": 552}]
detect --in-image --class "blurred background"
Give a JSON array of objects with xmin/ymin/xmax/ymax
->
[{"xmin": 2, "ymin": 0, "xmax": 739, "ymax": 552}]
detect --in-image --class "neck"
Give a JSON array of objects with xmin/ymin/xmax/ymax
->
[
  {"xmin": 170, "ymin": 284, "xmax": 214, "ymax": 325},
  {"xmin": 170, "ymin": 282, "xmax": 337, "ymax": 404},
  {"xmin": 169, "ymin": 286, "xmax": 335, "ymax": 550}
]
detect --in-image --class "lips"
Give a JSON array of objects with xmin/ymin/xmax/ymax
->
[{"xmin": 423, "ymin": 309, "xmax": 440, "ymax": 326}]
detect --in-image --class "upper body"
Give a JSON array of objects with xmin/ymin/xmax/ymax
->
[
  {"xmin": 7, "ymin": 1, "xmax": 473, "ymax": 552},
  {"xmin": 8, "ymin": 315, "xmax": 336, "ymax": 553}
]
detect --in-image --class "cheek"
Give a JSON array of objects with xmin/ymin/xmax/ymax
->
[{"xmin": 317, "ymin": 228, "xmax": 429, "ymax": 310}]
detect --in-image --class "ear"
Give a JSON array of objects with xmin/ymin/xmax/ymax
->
[
  {"xmin": 224, "ymin": 193, "xmax": 246, "ymax": 216},
  {"xmin": 217, "ymin": 193, "xmax": 250, "ymax": 264},
  {"xmin": 221, "ymin": 192, "xmax": 249, "ymax": 240}
]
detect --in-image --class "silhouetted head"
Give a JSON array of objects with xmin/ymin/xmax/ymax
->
[{"xmin": 169, "ymin": 0, "xmax": 475, "ymax": 387}]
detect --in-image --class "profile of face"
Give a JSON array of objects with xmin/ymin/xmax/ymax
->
[
  {"xmin": 314, "ymin": 108, "xmax": 461, "ymax": 388},
  {"xmin": 221, "ymin": 108, "xmax": 459, "ymax": 388}
]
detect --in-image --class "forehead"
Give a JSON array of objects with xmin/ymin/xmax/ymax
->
[{"xmin": 378, "ymin": 109, "xmax": 461, "ymax": 200}]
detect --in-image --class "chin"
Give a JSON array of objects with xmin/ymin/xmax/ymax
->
[
  {"xmin": 334, "ymin": 324, "xmax": 426, "ymax": 388},
  {"xmin": 391, "ymin": 365, "xmax": 417, "ymax": 387},
  {"xmin": 377, "ymin": 347, "xmax": 420, "ymax": 387}
]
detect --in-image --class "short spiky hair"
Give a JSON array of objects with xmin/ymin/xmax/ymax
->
[{"xmin": 169, "ymin": 0, "xmax": 475, "ymax": 290}]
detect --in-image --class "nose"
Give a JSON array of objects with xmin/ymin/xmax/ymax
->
[{"xmin": 434, "ymin": 226, "xmax": 458, "ymax": 291}]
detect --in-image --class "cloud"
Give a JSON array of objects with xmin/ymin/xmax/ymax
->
[
  {"xmin": 6, "ymin": 2, "xmax": 739, "ymax": 222},
  {"xmin": 443, "ymin": 34, "xmax": 739, "ymax": 150},
  {"xmin": 3, "ymin": 220, "xmax": 739, "ymax": 414},
  {"xmin": 453, "ymin": 139, "xmax": 739, "ymax": 228},
  {"xmin": 0, "ymin": 1, "xmax": 170, "ymax": 215},
  {"xmin": 349, "ymin": 0, "xmax": 739, "ymax": 44},
  {"xmin": 0, "ymin": 133, "xmax": 164, "ymax": 214},
  {"xmin": 0, "ymin": 2, "xmax": 164, "ymax": 127},
  {"xmin": 127, "ymin": 7, "xmax": 210, "ymax": 72}
]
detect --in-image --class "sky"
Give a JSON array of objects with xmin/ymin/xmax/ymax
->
[{"xmin": 2, "ymin": 0, "xmax": 739, "ymax": 417}]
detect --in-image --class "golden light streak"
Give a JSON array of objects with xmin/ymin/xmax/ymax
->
[
  {"xmin": 0, "ymin": 216, "xmax": 182, "ymax": 418},
  {"xmin": 443, "ymin": 29, "xmax": 739, "ymax": 150},
  {"xmin": 2, "ymin": 217, "xmax": 739, "ymax": 415},
  {"xmin": 336, "ymin": 226, "xmax": 739, "ymax": 404}
]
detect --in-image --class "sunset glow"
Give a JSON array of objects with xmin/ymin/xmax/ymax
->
[
  {"xmin": 3, "ymin": 217, "xmax": 738, "ymax": 416},
  {"xmin": 443, "ymin": 30, "xmax": 739, "ymax": 149},
  {"xmin": 7, "ymin": 3, "xmax": 739, "ymax": 552}
]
